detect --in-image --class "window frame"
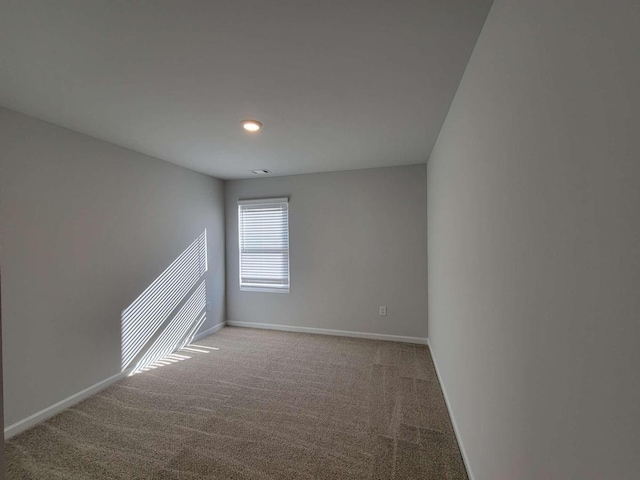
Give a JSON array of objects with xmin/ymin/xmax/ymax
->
[{"xmin": 237, "ymin": 197, "xmax": 290, "ymax": 293}]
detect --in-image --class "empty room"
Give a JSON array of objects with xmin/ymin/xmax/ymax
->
[{"xmin": 1, "ymin": 1, "xmax": 639, "ymax": 479}]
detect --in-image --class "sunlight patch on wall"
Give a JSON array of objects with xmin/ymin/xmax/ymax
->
[
  {"xmin": 130, "ymin": 281, "xmax": 207, "ymax": 374},
  {"xmin": 121, "ymin": 230, "xmax": 207, "ymax": 371}
]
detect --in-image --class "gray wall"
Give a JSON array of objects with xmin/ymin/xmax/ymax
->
[
  {"xmin": 427, "ymin": 0, "xmax": 640, "ymax": 479},
  {"xmin": 226, "ymin": 166, "xmax": 427, "ymax": 339},
  {"xmin": 0, "ymin": 267, "xmax": 4, "ymax": 477},
  {"xmin": 0, "ymin": 108, "xmax": 225, "ymax": 427}
]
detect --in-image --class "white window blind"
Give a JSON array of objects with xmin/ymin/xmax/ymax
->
[{"xmin": 238, "ymin": 198, "xmax": 290, "ymax": 293}]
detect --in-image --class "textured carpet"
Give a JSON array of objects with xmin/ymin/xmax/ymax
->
[{"xmin": 6, "ymin": 327, "xmax": 467, "ymax": 479}]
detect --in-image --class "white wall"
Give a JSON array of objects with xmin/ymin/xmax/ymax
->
[
  {"xmin": 0, "ymin": 108, "xmax": 225, "ymax": 427},
  {"xmin": 225, "ymin": 165, "xmax": 427, "ymax": 339},
  {"xmin": 427, "ymin": 1, "xmax": 640, "ymax": 479}
]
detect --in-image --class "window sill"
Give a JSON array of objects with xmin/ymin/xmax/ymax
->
[{"xmin": 240, "ymin": 286, "xmax": 290, "ymax": 294}]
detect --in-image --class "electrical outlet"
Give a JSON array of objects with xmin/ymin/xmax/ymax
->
[
  {"xmin": 379, "ymin": 306, "xmax": 387, "ymax": 316},
  {"xmin": 206, "ymin": 302, "xmax": 212, "ymax": 311}
]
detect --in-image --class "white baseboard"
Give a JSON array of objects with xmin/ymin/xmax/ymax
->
[
  {"xmin": 4, "ymin": 321, "xmax": 421, "ymax": 441},
  {"xmin": 427, "ymin": 339, "xmax": 475, "ymax": 480},
  {"xmin": 226, "ymin": 321, "xmax": 428, "ymax": 345},
  {"xmin": 4, "ymin": 369, "xmax": 132, "ymax": 440},
  {"xmin": 193, "ymin": 321, "xmax": 226, "ymax": 341},
  {"xmin": 4, "ymin": 322, "xmax": 226, "ymax": 440}
]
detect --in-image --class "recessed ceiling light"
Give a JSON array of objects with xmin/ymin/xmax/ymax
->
[
  {"xmin": 251, "ymin": 169, "xmax": 272, "ymax": 175},
  {"xmin": 242, "ymin": 120, "xmax": 262, "ymax": 132}
]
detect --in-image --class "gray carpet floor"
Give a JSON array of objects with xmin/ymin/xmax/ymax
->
[{"xmin": 6, "ymin": 327, "xmax": 467, "ymax": 479}]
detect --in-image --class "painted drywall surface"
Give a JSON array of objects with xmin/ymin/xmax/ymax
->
[
  {"xmin": 0, "ymin": 1, "xmax": 493, "ymax": 179},
  {"xmin": 427, "ymin": 1, "xmax": 640, "ymax": 479},
  {"xmin": 225, "ymin": 166, "xmax": 428, "ymax": 338},
  {"xmin": 0, "ymin": 269, "xmax": 4, "ymax": 477},
  {"xmin": 0, "ymin": 108, "xmax": 225, "ymax": 426}
]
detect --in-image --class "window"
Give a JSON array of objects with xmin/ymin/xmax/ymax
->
[{"xmin": 238, "ymin": 197, "xmax": 290, "ymax": 293}]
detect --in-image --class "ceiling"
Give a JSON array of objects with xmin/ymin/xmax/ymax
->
[{"xmin": 0, "ymin": 1, "xmax": 492, "ymax": 179}]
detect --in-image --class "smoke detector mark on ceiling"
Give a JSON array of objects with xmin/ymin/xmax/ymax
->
[{"xmin": 251, "ymin": 169, "xmax": 272, "ymax": 175}]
